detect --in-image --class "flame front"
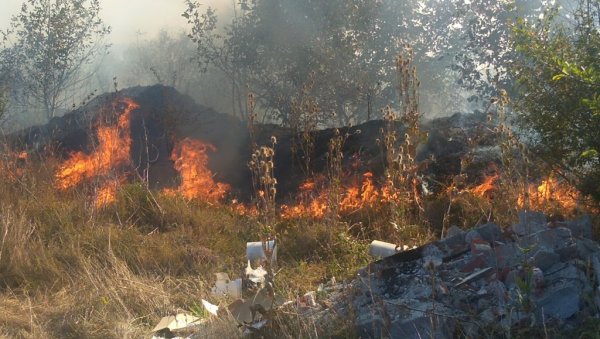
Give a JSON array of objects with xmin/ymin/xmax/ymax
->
[
  {"xmin": 470, "ymin": 174, "xmax": 499, "ymax": 197},
  {"xmin": 167, "ymin": 138, "xmax": 230, "ymax": 203},
  {"xmin": 518, "ymin": 177, "xmax": 580, "ymax": 212},
  {"xmin": 95, "ymin": 180, "xmax": 120, "ymax": 208},
  {"xmin": 55, "ymin": 97, "xmax": 138, "ymax": 207},
  {"xmin": 281, "ymin": 172, "xmax": 399, "ymax": 219}
]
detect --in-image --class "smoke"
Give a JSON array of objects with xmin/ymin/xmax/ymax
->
[
  {"xmin": 1, "ymin": 0, "xmax": 576, "ymax": 131},
  {"xmin": 0, "ymin": 0, "xmax": 235, "ymax": 130},
  {"xmin": 0, "ymin": 0, "xmax": 232, "ymax": 45}
]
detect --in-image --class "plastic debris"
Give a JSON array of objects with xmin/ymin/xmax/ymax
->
[
  {"xmin": 211, "ymin": 272, "xmax": 242, "ymax": 299},
  {"xmin": 369, "ymin": 240, "xmax": 399, "ymax": 258},
  {"xmin": 201, "ymin": 299, "xmax": 220, "ymax": 316},
  {"xmin": 247, "ymin": 239, "xmax": 277, "ymax": 267},
  {"xmin": 245, "ymin": 261, "xmax": 268, "ymax": 284}
]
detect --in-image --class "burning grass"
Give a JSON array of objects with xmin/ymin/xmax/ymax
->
[
  {"xmin": 0, "ymin": 150, "xmax": 372, "ymax": 338},
  {"xmin": 1, "ymin": 95, "xmax": 599, "ymax": 338},
  {"xmin": 54, "ymin": 97, "xmax": 138, "ymax": 208},
  {"xmin": 164, "ymin": 138, "xmax": 230, "ymax": 203}
]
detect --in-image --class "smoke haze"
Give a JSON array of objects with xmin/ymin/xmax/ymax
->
[{"xmin": 0, "ymin": 0, "xmax": 232, "ymax": 44}]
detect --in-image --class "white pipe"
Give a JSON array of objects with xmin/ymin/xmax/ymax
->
[{"xmin": 369, "ymin": 240, "xmax": 399, "ymax": 259}]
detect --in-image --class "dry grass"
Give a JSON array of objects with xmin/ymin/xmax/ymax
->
[
  {"xmin": 0, "ymin": 156, "xmax": 248, "ymax": 338},
  {"xmin": 0, "ymin": 154, "xmax": 363, "ymax": 338},
  {"xmin": 0, "ymin": 129, "xmax": 596, "ymax": 338}
]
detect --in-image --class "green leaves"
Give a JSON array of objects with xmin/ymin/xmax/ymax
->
[
  {"xmin": 552, "ymin": 73, "xmax": 567, "ymax": 81},
  {"xmin": 512, "ymin": 0, "xmax": 600, "ymax": 201},
  {"xmin": 581, "ymin": 149, "xmax": 599, "ymax": 159}
]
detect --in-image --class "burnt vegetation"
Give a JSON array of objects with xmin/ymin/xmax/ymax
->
[{"xmin": 0, "ymin": 0, "xmax": 599, "ymax": 338}]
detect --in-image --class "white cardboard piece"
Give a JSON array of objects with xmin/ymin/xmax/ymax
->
[{"xmin": 151, "ymin": 313, "xmax": 201, "ymax": 333}]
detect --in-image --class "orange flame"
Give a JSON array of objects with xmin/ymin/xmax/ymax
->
[
  {"xmin": 166, "ymin": 138, "xmax": 230, "ymax": 203},
  {"xmin": 470, "ymin": 174, "xmax": 499, "ymax": 197},
  {"xmin": 518, "ymin": 177, "xmax": 579, "ymax": 212},
  {"xmin": 95, "ymin": 180, "xmax": 120, "ymax": 208},
  {"xmin": 55, "ymin": 98, "xmax": 138, "ymax": 191},
  {"xmin": 281, "ymin": 172, "xmax": 399, "ymax": 219},
  {"xmin": 54, "ymin": 98, "xmax": 138, "ymax": 207}
]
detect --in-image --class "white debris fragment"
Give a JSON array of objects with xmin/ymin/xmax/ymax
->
[
  {"xmin": 369, "ymin": 240, "xmax": 399, "ymax": 258},
  {"xmin": 211, "ymin": 272, "xmax": 242, "ymax": 299},
  {"xmin": 247, "ymin": 239, "xmax": 277, "ymax": 266},
  {"xmin": 299, "ymin": 291, "xmax": 317, "ymax": 308},
  {"xmin": 151, "ymin": 313, "xmax": 201, "ymax": 333},
  {"xmin": 201, "ymin": 299, "xmax": 220, "ymax": 316},
  {"xmin": 245, "ymin": 261, "xmax": 268, "ymax": 284},
  {"xmin": 247, "ymin": 319, "xmax": 268, "ymax": 330}
]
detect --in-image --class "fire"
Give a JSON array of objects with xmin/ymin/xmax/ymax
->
[
  {"xmin": 95, "ymin": 180, "xmax": 120, "ymax": 208},
  {"xmin": 280, "ymin": 190, "xmax": 328, "ymax": 219},
  {"xmin": 54, "ymin": 97, "xmax": 138, "ymax": 207},
  {"xmin": 470, "ymin": 174, "xmax": 499, "ymax": 197},
  {"xmin": 518, "ymin": 177, "xmax": 579, "ymax": 212},
  {"xmin": 230, "ymin": 199, "xmax": 258, "ymax": 216},
  {"xmin": 166, "ymin": 138, "xmax": 230, "ymax": 203},
  {"xmin": 281, "ymin": 172, "xmax": 399, "ymax": 219},
  {"xmin": 55, "ymin": 98, "xmax": 137, "ymax": 191}
]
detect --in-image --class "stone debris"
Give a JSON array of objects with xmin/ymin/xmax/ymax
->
[
  {"xmin": 151, "ymin": 215, "xmax": 598, "ymax": 338},
  {"xmin": 326, "ymin": 213, "xmax": 599, "ymax": 338},
  {"xmin": 454, "ymin": 267, "xmax": 494, "ymax": 288}
]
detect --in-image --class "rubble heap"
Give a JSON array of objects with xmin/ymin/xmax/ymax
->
[
  {"xmin": 333, "ymin": 211, "xmax": 600, "ymax": 338},
  {"xmin": 151, "ymin": 212, "xmax": 598, "ymax": 338}
]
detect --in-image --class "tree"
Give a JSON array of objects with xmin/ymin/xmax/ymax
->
[
  {"xmin": 1, "ymin": 0, "xmax": 110, "ymax": 120},
  {"xmin": 184, "ymin": 0, "xmax": 546, "ymax": 125},
  {"xmin": 511, "ymin": 0, "xmax": 600, "ymax": 200},
  {"xmin": 124, "ymin": 30, "xmax": 201, "ymax": 93}
]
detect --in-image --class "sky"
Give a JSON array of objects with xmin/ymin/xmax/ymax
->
[{"xmin": 0, "ymin": 0, "xmax": 231, "ymax": 44}]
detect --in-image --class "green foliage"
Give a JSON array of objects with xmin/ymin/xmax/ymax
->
[{"xmin": 511, "ymin": 0, "xmax": 600, "ymax": 200}]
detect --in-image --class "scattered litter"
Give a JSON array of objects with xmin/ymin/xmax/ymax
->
[
  {"xmin": 152, "ymin": 313, "xmax": 201, "ymax": 332},
  {"xmin": 242, "ymin": 319, "xmax": 269, "ymax": 336},
  {"xmin": 228, "ymin": 288, "xmax": 274, "ymax": 324},
  {"xmin": 245, "ymin": 261, "xmax": 268, "ymax": 284},
  {"xmin": 151, "ymin": 214, "xmax": 600, "ymax": 338},
  {"xmin": 369, "ymin": 240, "xmax": 399, "ymax": 258},
  {"xmin": 211, "ymin": 273, "xmax": 242, "ymax": 299},
  {"xmin": 201, "ymin": 299, "xmax": 220, "ymax": 316}
]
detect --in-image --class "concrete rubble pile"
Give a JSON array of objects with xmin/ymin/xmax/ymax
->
[
  {"xmin": 151, "ymin": 212, "xmax": 599, "ymax": 338},
  {"xmin": 337, "ymin": 211, "xmax": 600, "ymax": 338}
]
